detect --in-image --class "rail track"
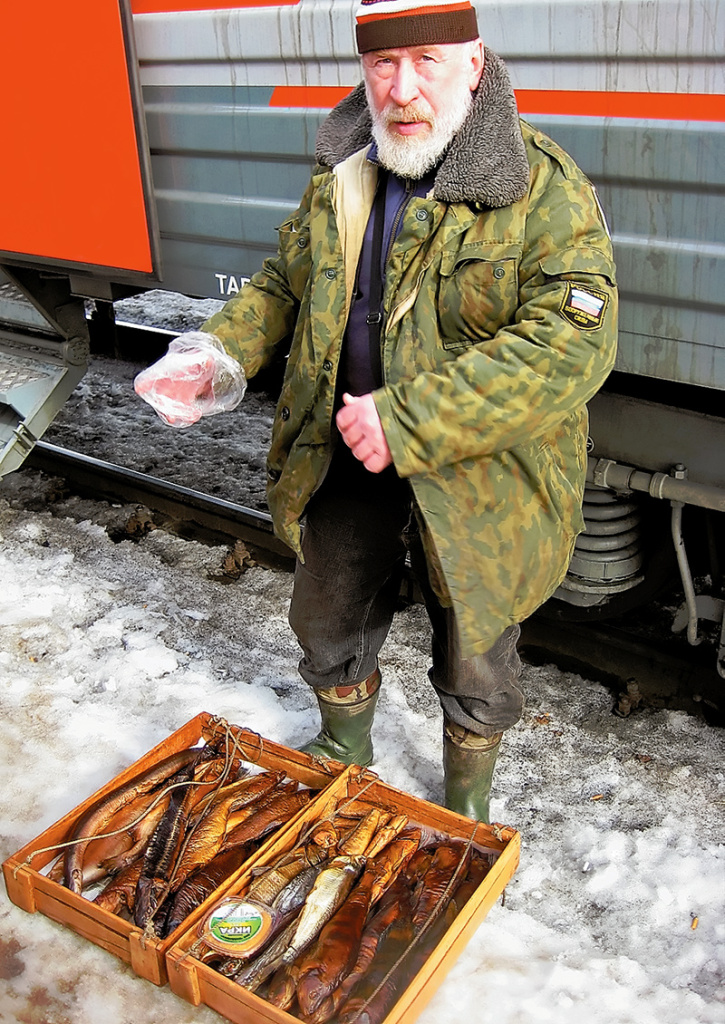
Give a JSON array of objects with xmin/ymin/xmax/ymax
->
[
  {"xmin": 20, "ymin": 437, "xmax": 725, "ymax": 727},
  {"xmin": 25, "ymin": 439, "xmax": 295, "ymax": 570}
]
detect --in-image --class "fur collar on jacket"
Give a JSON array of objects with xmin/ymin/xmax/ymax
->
[{"xmin": 315, "ymin": 48, "xmax": 530, "ymax": 209}]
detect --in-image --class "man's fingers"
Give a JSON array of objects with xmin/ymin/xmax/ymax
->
[
  {"xmin": 335, "ymin": 402, "xmax": 358, "ymax": 433},
  {"xmin": 335, "ymin": 392, "xmax": 392, "ymax": 472},
  {"xmin": 348, "ymin": 439, "xmax": 392, "ymax": 473},
  {"xmin": 340, "ymin": 423, "xmax": 364, "ymax": 448},
  {"xmin": 361, "ymin": 450, "xmax": 389, "ymax": 474},
  {"xmin": 349, "ymin": 438, "xmax": 375, "ymax": 461}
]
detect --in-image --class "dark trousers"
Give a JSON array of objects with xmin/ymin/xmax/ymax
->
[{"xmin": 288, "ymin": 449, "xmax": 524, "ymax": 738}]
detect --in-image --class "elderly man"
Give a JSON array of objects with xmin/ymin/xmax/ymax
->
[{"xmin": 136, "ymin": 0, "xmax": 617, "ymax": 822}]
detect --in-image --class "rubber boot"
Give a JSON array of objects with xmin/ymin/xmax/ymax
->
[
  {"xmin": 299, "ymin": 669, "xmax": 381, "ymax": 767},
  {"xmin": 443, "ymin": 720, "xmax": 503, "ymax": 824}
]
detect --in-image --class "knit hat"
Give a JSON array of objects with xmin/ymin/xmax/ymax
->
[{"xmin": 355, "ymin": 0, "xmax": 479, "ymax": 53}]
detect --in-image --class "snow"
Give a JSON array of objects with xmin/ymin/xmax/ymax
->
[{"xmin": 0, "ymin": 294, "xmax": 724, "ymax": 1023}]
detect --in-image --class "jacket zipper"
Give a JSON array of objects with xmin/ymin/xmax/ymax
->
[
  {"xmin": 378, "ymin": 178, "xmax": 416, "ymax": 386},
  {"xmin": 384, "ymin": 178, "xmax": 416, "ymax": 270}
]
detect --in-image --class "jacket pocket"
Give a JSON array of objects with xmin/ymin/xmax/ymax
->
[
  {"xmin": 539, "ymin": 246, "xmax": 616, "ymax": 286},
  {"xmin": 437, "ymin": 242, "xmax": 522, "ymax": 349}
]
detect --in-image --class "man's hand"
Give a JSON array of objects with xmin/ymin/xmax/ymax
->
[
  {"xmin": 336, "ymin": 392, "xmax": 393, "ymax": 474},
  {"xmin": 134, "ymin": 349, "xmax": 216, "ymax": 426},
  {"xmin": 134, "ymin": 331, "xmax": 246, "ymax": 428}
]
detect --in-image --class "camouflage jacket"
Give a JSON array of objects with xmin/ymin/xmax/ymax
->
[{"xmin": 203, "ymin": 49, "xmax": 618, "ymax": 658}]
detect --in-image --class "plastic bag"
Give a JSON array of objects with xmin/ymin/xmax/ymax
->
[{"xmin": 133, "ymin": 331, "xmax": 247, "ymax": 428}]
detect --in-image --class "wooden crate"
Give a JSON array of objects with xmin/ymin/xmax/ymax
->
[
  {"xmin": 166, "ymin": 766, "xmax": 521, "ymax": 1024},
  {"xmin": 1, "ymin": 712, "xmax": 344, "ymax": 986}
]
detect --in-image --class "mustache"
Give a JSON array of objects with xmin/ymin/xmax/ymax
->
[{"xmin": 382, "ymin": 104, "xmax": 433, "ymax": 126}]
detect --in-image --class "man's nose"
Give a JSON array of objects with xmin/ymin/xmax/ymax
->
[{"xmin": 389, "ymin": 60, "xmax": 420, "ymax": 107}]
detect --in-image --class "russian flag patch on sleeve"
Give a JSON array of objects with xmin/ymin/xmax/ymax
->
[{"xmin": 560, "ymin": 283, "xmax": 609, "ymax": 330}]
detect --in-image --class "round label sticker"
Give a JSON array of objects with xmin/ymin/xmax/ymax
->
[{"xmin": 198, "ymin": 897, "xmax": 275, "ymax": 956}]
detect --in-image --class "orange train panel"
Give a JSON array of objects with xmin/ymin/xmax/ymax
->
[
  {"xmin": 269, "ymin": 85, "xmax": 725, "ymax": 121},
  {"xmin": 0, "ymin": 0, "xmax": 154, "ymax": 274},
  {"xmin": 516, "ymin": 89, "xmax": 725, "ymax": 122},
  {"xmin": 132, "ymin": 1, "xmax": 300, "ymax": 10},
  {"xmin": 269, "ymin": 85, "xmax": 356, "ymax": 109}
]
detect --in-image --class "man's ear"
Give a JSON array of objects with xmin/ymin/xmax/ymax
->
[{"xmin": 469, "ymin": 39, "xmax": 484, "ymax": 91}]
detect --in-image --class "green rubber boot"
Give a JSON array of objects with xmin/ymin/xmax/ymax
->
[
  {"xmin": 443, "ymin": 720, "xmax": 503, "ymax": 824},
  {"xmin": 299, "ymin": 669, "xmax": 381, "ymax": 767}
]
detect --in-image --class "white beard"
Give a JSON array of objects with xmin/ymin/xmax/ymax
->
[{"xmin": 367, "ymin": 81, "xmax": 473, "ymax": 180}]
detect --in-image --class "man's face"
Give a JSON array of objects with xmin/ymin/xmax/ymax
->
[{"xmin": 362, "ymin": 40, "xmax": 484, "ymax": 179}]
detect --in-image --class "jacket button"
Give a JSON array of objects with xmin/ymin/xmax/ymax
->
[
  {"xmin": 297, "ymin": 236, "xmax": 308, "ymax": 248},
  {"xmin": 494, "ymin": 266, "xmax": 505, "ymax": 279},
  {"xmin": 268, "ymin": 468, "xmax": 281, "ymax": 481},
  {"xmin": 323, "ymin": 360, "xmax": 332, "ymax": 372},
  {"xmin": 324, "ymin": 268, "xmax": 337, "ymax": 279},
  {"xmin": 280, "ymin": 406, "xmax": 290, "ymax": 420},
  {"xmin": 415, "ymin": 209, "xmax": 428, "ymax": 221}
]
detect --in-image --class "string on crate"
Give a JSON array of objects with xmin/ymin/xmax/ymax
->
[
  {"xmin": 204, "ymin": 715, "xmax": 265, "ymax": 766},
  {"xmin": 24, "ymin": 776, "xmax": 208, "ymax": 868}
]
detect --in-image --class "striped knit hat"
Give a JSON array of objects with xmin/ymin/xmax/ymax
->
[{"xmin": 355, "ymin": 0, "xmax": 479, "ymax": 53}]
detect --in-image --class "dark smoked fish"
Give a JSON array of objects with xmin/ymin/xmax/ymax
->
[
  {"xmin": 411, "ymin": 840, "xmax": 471, "ymax": 931},
  {"xmin": 334, "ymin": 906, "xmax": 417, "ymax": 1024},
  {"xmin": 402, "ymin": 847, "xmax": 433, "ymax": 885},
  {"xmin": 353, "ymin": 855, "xmax": 487, "ymax": 1024},
  {"xmin": 222, "ymin": 787, "xmax": 312, "ymax": 850},
  {"xmin": 294, "ymin": 834, "xmax": 420, "ymax": 1016},
  {"xmin": 332, "ymin": 842, "xmax": 478, "ymax": 1024},
  {"xmin": 301, "ymin": 876, "xmax": 415, "ymax": 1024},
  {"xmin": 266, "ymin": 960, "xmax": 300, "ymax": 1011},
  {"xmin": 160, "ymin": 844, "xmax": 252, "ymax": 938},
  {"xmin": 134, "ymin": 746, "xmax": 217, "ymax": 929},
  {"xmin": 448, "ymin": 850, "xmax": 492, "ymax": 914},
  {"xmin": 367, "ymin": 827, "xmax": 421, "ymax": 906},
  {"xmin": 93, "ymin": 857, "xmax": 145, "ymax": 916},
  {"xmin": 63, "ymin": 747, "xmax": 197, "ymax": 894},
  {"xmin": 352, "ymin": 906, "xmax": 452, "ymax": 1024}
]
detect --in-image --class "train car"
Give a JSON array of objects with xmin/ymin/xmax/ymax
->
[{"xmin": 1, "ymin": 0, "xmax": 724, "ymax": 671}]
